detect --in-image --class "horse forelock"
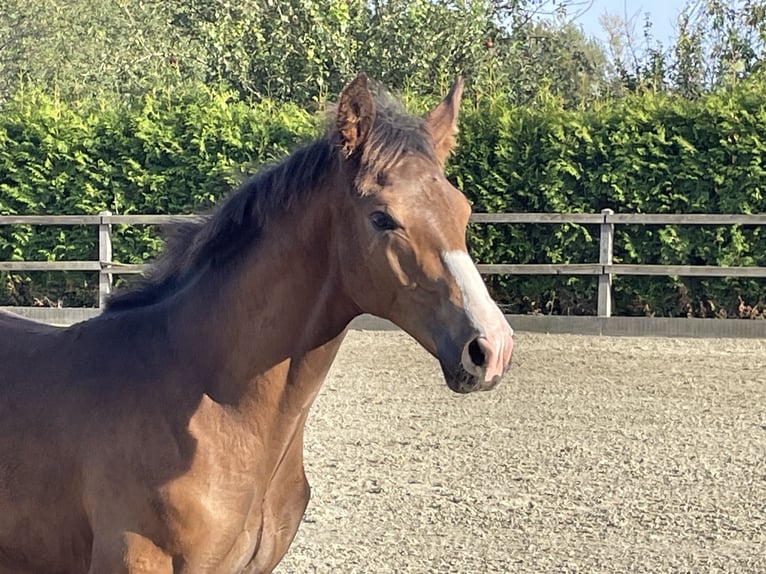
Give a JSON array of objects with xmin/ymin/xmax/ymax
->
[
  {"xmin": 105, "ymin": 88, "xmax": 436, "ymax": 312},
  {"xmin": 362, "ymin": 111, "xmax": 436, "ymax": 176},
  {"xmin": 329, "ymin": 86, "xmax": 438, "ymax": 180}
]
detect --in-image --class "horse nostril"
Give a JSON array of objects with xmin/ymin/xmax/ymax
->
[{"xmin": 467, "ymin": 338, "xmax": 486, "ymax": 368}]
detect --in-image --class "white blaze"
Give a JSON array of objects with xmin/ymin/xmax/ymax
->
[{"xmin": 442, "ymin": 250, "xmax": 513, "ymax": 382}]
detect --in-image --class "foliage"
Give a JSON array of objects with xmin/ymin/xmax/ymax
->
[
  {"xmin": 0, "ymin": 84, "xmax": 317, "ymax": 305},
  {"xmin": 166, "ymin": 0, "xmax": 362, "ymax": 103},
  {"xmin": 452, "ymin": 78, "xmax": 766, "ymax": 316},
  {"xmin": 3, "ymin": 0, "xmax": 764, "ymax": 108},
  {"xmin": 0, "ymin": 0, "xmax": 190, "ymax": 102},
  {"xmin": 1, "ymin": 79, "xmax": 765, "ymax": 316},
  {"xmin": 599, "ymin": 0, "xmax": 766, "ymax": 98},
  {"xmin": 1, "ymin": 0, "xmax": 764, "ymax": 316},
  {"xmin": 0, "ymin": 0, "xmax": 608, "ymax": 108}
]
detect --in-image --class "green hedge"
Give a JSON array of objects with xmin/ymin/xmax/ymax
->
[
  {"xmin": 1, "ymin": 82, "xmax": 765, "ymax": 316},
  {"xmin": 0, "ymin": 85, "xmax": 317, "ymax": 305},
  {"xmin": 453, "ymin": 85, "xmax": 766, "ymax": 317}
]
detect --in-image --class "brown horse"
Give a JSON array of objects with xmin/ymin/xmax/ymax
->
[{"xmin": 0, "ymin": 76, "xmax": 513, "ymax": 574}]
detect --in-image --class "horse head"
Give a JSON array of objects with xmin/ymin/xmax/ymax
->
[{"xmin": 332, "ymin": 75, "xmax": 514, "ymax": 393}]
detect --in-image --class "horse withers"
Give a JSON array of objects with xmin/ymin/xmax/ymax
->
[{"xmin": 0, "ymin": 76, "xmax": 513, "ymax": 574}]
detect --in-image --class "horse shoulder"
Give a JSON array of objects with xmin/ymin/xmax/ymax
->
[
  {"xmin": 122, "ymin": 395, "xmax": 268, "ymax": 571},
  {"xmin": 151, "ymin": 395, "xmax": 311, "ymax": 572}
]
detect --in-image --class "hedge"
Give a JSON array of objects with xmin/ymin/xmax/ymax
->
[
  {"xmin": 453, "ymin": 85, "xmax": 766, "ymax": 317},
  {"xmin": 1, "ymin": 82, "xmax": 764, "ymax": 316},
  {"xmin": 0, "ymin": 85, "xmax": 318, "ymax": 305}
]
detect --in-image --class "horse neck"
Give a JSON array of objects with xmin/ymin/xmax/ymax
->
[{"xmin": 169, "ymin": 183, "xmax": 357, "ymax": 414}]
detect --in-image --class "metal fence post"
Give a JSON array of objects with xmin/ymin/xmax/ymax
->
[
  {"xmin": 98, "ymin": 211, "xmax": 113, "ymax": 308},
  {"xmin": 598, "ymin": 208, "xmax": 614, "ymax": 318}
]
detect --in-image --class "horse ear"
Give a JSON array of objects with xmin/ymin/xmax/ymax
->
[
  {"xmin": 424, "ymin": 76, "xmax": 464, "ymax": 164},
  {"xmin": 336, "ymin": 74, "xmax": 376, "ymax": 158}
]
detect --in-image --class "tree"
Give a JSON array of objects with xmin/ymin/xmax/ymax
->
[
  {"xmin": 673, "ymin": 0, "xmax": 765, "ymax": 92},
  {"xmin": 482, "ymin": 18, "xmax": 608, "ymax": 107},
  {"xmin": 593, "ymin": 0, "xmax": 766, "ymax": 98},
  {"xmin": 0, "ymin": 0, "xmax": 193, "ymax": 102},
  {"xmin": 167, "ymin": 0, "xmax": 362, "ymax": 103},
  {"xmin": 0, "ymin": 0, "xmax": 609, "ymax": 106}
]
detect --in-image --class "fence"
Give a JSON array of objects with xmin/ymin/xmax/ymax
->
[{"xmin": 2, "ymin": 210, "xmax": 766, "ymax": 320}]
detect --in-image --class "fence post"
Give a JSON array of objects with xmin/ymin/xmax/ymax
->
[
  {"xmin": 598, "ymin": 208, "xmax": 614, "ymax": 318},
  {"xmin": 98, "ymin": 211, "xmax": 113, "ymax": 308}
]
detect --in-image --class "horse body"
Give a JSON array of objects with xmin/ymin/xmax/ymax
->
[
  {"xmin": 2, "ymin": 196, "xmax": 349, "ymax": 573},
  {"xmin": 0, "ymin": 76, "xmax": 514, "ymax": 573}
]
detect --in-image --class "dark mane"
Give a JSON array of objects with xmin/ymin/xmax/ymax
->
[{"xmin": 105, "ymin": 88, "xmax": 437, "ymax": 312}]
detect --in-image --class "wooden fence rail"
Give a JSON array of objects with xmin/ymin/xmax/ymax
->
[{"xmin": 2, "ymin": 210, "xmax": 766, "ymax": 314}]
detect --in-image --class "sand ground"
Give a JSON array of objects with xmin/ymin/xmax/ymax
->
[{"xmin": 276, "ymin": 331, "xmax": 766, "ymax": 573}]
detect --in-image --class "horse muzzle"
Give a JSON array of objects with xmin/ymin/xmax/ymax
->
[{"xmin": 438, "ymin": 330, "xmax": 514, "ymax": 394}]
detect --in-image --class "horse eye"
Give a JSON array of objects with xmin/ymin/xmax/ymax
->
[{"xmin": 370, "ymin": 211, "xmax": 398, "ymax": 232}]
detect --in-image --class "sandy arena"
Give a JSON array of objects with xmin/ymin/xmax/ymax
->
[{"xmin": 276, "ymin": 330, "xmax": 766, "ymax": 573}]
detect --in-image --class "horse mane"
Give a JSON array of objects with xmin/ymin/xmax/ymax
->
[{"xmin": 105, "ymin": 86, "xmax": 437, "ymax": 312}]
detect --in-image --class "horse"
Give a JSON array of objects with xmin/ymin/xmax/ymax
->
[{"xmin": 0, "ymin": 75, "xmax": 513, "ymax": 574}]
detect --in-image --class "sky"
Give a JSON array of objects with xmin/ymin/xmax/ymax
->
[{"xmin": 571, "ymin": 0, "xmax": 691, "ymax": 46}]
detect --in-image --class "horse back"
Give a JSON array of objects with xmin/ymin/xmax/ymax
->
[
  {"xmin": 0, "ymin": 308, "xmax": 65, "ymax": 338},
  {"xmin": 0, "ymin": 309, "xmax": 67, "ymax": 382}
]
